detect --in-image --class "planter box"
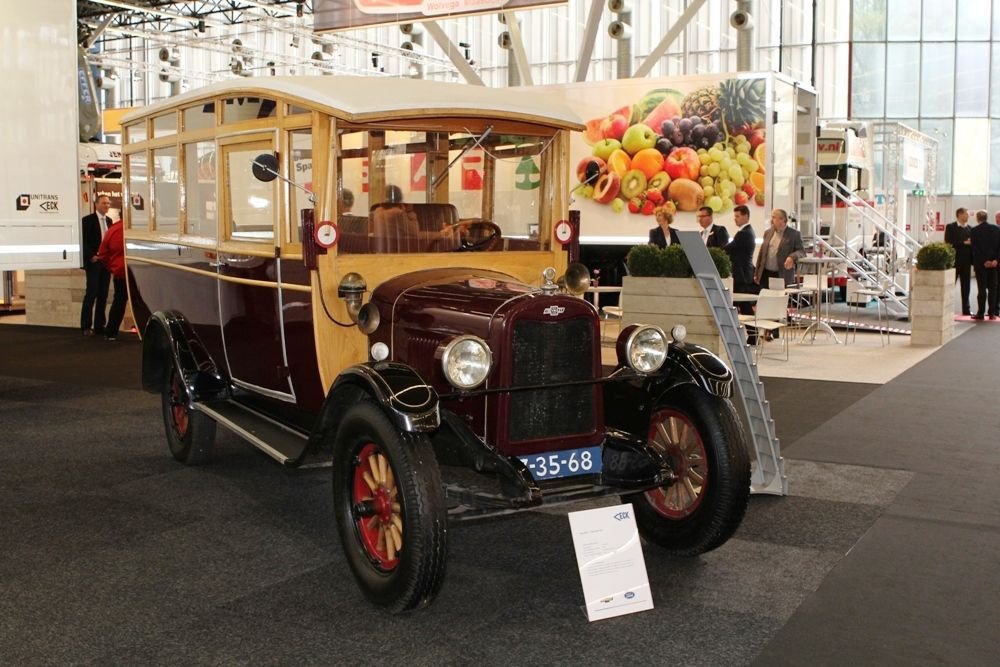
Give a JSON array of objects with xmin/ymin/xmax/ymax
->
[
  {"xmin": 910, "ymin": 267, "xmax": 955, "ymax": 347},
  {"xmin": 24, "ymin": 269, "xmax": 135, "ymax": 333},
  {"xmin": 622, "ymin": 276, "xmax": 722, "ymax": 354}
]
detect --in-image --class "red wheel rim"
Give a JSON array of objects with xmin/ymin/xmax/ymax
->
[
  {"xmin": 352, "ymin": 443, "xmax": 402, "ymax": 570},
  {"xmin": 644, "ymin": 408, "xmax": 708, "ymax": 518},
  {"xmin": 170, "ymin": 373, "xmax": 189, "ymax": 438}
]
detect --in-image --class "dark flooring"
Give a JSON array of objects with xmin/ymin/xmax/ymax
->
[{"xmin": 0, "ymin": 323, "xmax": 996, "ymax": 666}]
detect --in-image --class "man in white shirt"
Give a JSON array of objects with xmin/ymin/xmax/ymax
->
[
  {"xmin": 80, "ymin": 195, "xmax": 112, "ymax": 336},
  {"xmin": 696, "ymin": 206, "xmax": 729, "ymax": 248}
]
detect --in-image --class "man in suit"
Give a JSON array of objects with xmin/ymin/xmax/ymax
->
[
  {"xmin": 80, "ymin": 195, "xmax": 112, "ymax": 336},
  {"xmin": 696, "ymin": 206, "xmax": 729, "ymax": 248},
  {"xmin": 970, "ymin": 210, "xmax": 1000, "ymax": 320},
  {"xmin": 648, "ymin": 206, "xmax": 680, "ymax": 248},
  {"xmin": 754, "ymin": 208, "xmax": 805, "ymax": 288},
  {"xmin": 944, "ymin": 207, "xmax": 973, "ymax": 315},
  {"xmin": 725, "ymin": 205, "xmax": 756, "ymax": 310}
]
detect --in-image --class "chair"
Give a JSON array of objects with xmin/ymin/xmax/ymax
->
[
  {"xmin": 846, "ymin": 279, "xmax": 891, "ymax": 346},
  {"xmin": 768, "ymin": 277, "xmax": 786, "ymax": 291},
  {"xmin": 600, "ymin": 296, "xmax": 623, "ymax": 344},
  {"xmin": 743, "ymin": 288, "xmax": 790, "ymax": 361}
]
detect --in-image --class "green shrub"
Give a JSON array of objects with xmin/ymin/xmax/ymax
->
[
  {"xmin": 916, "ymin": 242, "xmax": 955, "ymax": 270},
  {"xmin": 626, "ymin": 242, "xmax": 732, "ymax": 279},
  {"xmin": 660, "ymin": 244, "xmax": 692, "ymax": 277},
  {"xmin": 626, "ymin": 244, "xmax": 665, "ymax": 277},
  {"xmin": 709, "ymin": 247, "xmax": 733, "ymax": 279}
]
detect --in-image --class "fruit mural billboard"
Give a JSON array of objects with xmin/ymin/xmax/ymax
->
[{"xmin": 546, "ymin": 74, "xmax": 770, "ymax": 244}]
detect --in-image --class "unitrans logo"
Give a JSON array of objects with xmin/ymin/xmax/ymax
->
[
  {"xmin": 613, "ymin": 510, "xmax": 630, "ymax": 521},
  {"xmin": 15, "ymin": 193, "xmax": 59, "ymax": 212},
  {"xmin": 542, "ymin": 305, "xmax": 565, "ymax": 317}
]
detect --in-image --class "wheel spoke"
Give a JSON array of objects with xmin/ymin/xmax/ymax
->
[
  {"xmin": 683, "ymin": 476, "xmax": 699, "ymax": 505},
  {"xmin": 377, "ymin": 454, "xmax": 388, "ymax": 488},
  {"xmin": 376, "ymin": 524, "xmax": 386, "ymax": 552},
  {"xmin": 362, "ymin": 470, "xmax": 377, "ymax": 493},
  {"xmin": 366, "ymin": 515, "xmax": 379, "ymax": 532},
  {"xmin": 389, "ymin": 523, "xmax": 403, "ymax": 552},
  {"xmin": 368, "ymin": 454, "xmax": 382, "ymax": 484},
  {"xmin": 391, "ymin": 501, "xmax": 401, "ymax": 514},
  {"xmin": 384, "ymin": 462, "xmax": 394, "ymax": 491},
  {"xmin": 688, "ymin": 467, "xmax": 705, "ymax": 484},
  {"xmin": 385, "ymin": 526, "xmax": 396, "ymax": 561},
  {"xmin": 391, "ymin": 514, "xmax": 402, "ymax": 533}
]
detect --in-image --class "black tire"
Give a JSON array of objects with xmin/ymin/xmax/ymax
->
[
  {"xmin": 332, "ymin": 400, "xmax": 447, "ymax": 613},
  {"xmin": 624, "ymin": 384, "xmax": 750, "ymax": 556},
  {"xmin": 161, "ymin": 365, "xmax": 216, "ymax": 465}
]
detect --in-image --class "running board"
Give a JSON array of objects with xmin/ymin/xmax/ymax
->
[{"xmin": 196, "ymin": 399, "xmax": 311, "ymax": 466}]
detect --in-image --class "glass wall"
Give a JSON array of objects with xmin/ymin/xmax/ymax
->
[{"xmin": 851, "ymin": 0, "xmax": 1000, "ymax": 195}]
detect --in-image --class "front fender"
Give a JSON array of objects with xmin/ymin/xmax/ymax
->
[
  {"xmin": 603, "ymin": 342, "xmax": 733, "ymax": 437},
  {"xmin": 309, "ymin": 362, "xmax": 440, "ymax": 449},
  {"xmin": 141, "ymin": 311, "xmax": 226, "ymax": 402}
]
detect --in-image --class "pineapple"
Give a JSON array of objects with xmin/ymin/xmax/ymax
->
[
  {"xmin": 719, "ymin": 78, "xmax": 766, "ymax": 131},
  {"xmin": 681, "ymin": 85, "xmax": 721, "ymax": 123}
]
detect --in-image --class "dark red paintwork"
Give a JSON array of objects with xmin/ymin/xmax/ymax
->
[
  {"xmin": 127, "ymin": 244, "xmax": 323, "ymax": 414},
  {"xmin": 368, "ymin": 268, "xmax": 604, "ymax": 456}
]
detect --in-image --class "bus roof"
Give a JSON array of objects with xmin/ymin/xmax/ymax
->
[{"xmin": 121, "ymin": 76, "xmax": 583, "ymax": 130}]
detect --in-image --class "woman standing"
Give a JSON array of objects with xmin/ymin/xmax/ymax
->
[{"xmin": 95, "ymin": 218, "xmax": 128, "ymax": 341}]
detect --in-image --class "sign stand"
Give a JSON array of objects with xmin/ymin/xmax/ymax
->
[{"xmin": 567, "ymin": 503, "xmax": 654, "ymax": 622}]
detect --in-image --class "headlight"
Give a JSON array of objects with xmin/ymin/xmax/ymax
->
[
  {"xmin": 625, "ymin": 325, "xmax": 668, "ymax": 373},
  {"xmin": 441, "ymin": 335, "xmax": 492, "ymax": 389}
]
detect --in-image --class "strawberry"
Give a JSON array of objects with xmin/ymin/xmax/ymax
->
[
  {"xmin": 628, "ymin": 197, "xmax": 643, "ymax": 214},
  {"xmin": 640, "ymin": 199, "xmax": 656, "ymax": 216},
  {"xmin": 645, "ymin": 189, "xmax": 664, "ymax": 204}
]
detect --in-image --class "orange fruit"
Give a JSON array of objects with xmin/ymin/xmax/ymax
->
[
  {"xmin": 608, "ymin": 149, "xmax": 632, "ymax": 177},
  {"xmin": 631, "ymin": 148, "xmax": 666, "ymax": 180},
  {"xmin": 750, "ymin": 171, "xmax": 765, "ymax": 193},
  {"xmin": 754, "ymin": 143, "xmax": 766, "ymax": 173}
]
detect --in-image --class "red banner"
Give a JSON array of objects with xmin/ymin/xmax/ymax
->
[{"xmin": 314, "ymin": 0, "xmax": 565, "ymax": 32}]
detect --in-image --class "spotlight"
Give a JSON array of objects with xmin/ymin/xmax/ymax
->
[{"xmin": 608, "ymin": 21, "xmax": 632, "ymax": 39}]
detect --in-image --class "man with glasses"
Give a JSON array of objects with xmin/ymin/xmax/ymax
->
[{"xmin": 696, "ymin": 206, "xmax": 729, "ymax": 248}]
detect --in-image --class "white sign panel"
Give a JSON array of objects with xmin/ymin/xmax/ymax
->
[
  {"xmin": 568, "ymin": 503, "xmax": 654, "ymax": 622},
  {"xmin": 0, "ymin": 1, "xmax": 81, "ymax": 270},
  {"xmin": 902, "ymin": 137, "xmax": 925, "ymax": 184}
]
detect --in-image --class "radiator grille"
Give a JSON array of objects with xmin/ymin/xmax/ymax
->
[{"xmin": 509, "ymin": 317, "xmax": 595, "ymax": 441}]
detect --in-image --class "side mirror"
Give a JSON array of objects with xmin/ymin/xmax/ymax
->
[{"xmin": 252, "ymin": 153, "xmax": 278, "ymax": 182}]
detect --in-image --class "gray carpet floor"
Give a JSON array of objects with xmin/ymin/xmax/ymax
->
[{"xmin": 0, "ymin": 324, "xmax": 996, "ymax": 666}]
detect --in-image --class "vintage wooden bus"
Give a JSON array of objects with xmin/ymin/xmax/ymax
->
[{"xmin": 121, "ymin": 76, "xmax": 749, "ymax": 613}]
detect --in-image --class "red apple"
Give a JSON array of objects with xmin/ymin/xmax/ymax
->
[
  {"xmin": 664, "ymin": 146, "xmax": 701, "ymax": 181},
  {"xmin": 576, "ymin": 156, "xmax": 607, "ymax": 184},
  {"xmin": 741, "ymin": 181, "xmax": 755, "ymax": 197},
  {"xmin": 600, "ymin": 114, "xmax": 629, "ymax": 141},
  {"xmin": 734, "ymin": 190, "xmax": 750, "ymax": 206},
  {"xmin": 592, "ymin": 171, "xmax": 621, "ymax": 204}
]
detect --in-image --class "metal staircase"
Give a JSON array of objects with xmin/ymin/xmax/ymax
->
[
  {"xmin": 814, "ymin": 177, "xmax": 921, "ymax": 316},
  {"xmin": 677, "ymin": 231, "xmax": 786, "ymax": 496}
]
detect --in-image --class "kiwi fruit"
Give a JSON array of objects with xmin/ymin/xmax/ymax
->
[
  {"xmin": 648, "ymin": 172, "xmax": 671, "ymax": 192},
  {"xmin": 620, "ymin": 169, "xmax": 648, "ymax": 199}
]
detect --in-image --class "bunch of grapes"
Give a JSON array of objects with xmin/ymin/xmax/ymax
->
[
  {"xmin": 695, "ymin": 134, "xmax": 761, "ymax": 213},
  {"xmin": 659, "ymin": 116, "xmax": 723, "ymax": 151}
]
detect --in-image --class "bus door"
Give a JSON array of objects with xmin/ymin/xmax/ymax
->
[{"xmin": 216, "ymin": 133, "xmax": 295, "ymax": 401}]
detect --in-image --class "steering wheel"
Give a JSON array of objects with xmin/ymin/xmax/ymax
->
[{"xmin": 454, "ymin": 220, "xmax": 502, "ymax": 252}]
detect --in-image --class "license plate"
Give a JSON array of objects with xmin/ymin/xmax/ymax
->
[{"xmin": 518, "ymin": 445, "xmax": 602, "ymax": 481}]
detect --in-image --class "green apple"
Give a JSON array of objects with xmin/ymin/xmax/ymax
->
[
  {"xmin": 621, "ymin": 123, "xmax": 658, "ymax": 155},
  {"xmin": 592, "ymin": 138, "xmax": 622, "ymax": 161}
]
